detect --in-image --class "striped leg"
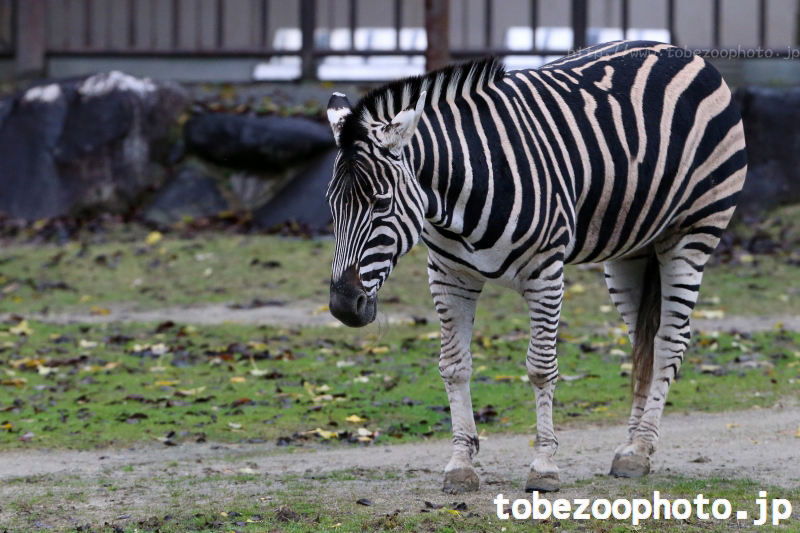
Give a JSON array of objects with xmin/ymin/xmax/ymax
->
[
  {"xmin": 428, "ymin": 257, "xmax": 485, "ymax": 494},
  {"xmin": 603, "ymin": 253, "xmax": 652, "ymax": 454},
  {"xmin": 612, "ymin": 230, "xmax": 717, "ymax": 475},
  {"xmin": 522, "ymin": 253, "xmax": 565, "ymax": 492}
]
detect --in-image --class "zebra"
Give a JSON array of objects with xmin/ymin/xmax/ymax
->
[{"xmin": 325, "ymin": 41, "xmax": 746, "ymax": 493}]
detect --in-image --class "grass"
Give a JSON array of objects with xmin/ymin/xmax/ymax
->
[
  {"xmin": 1, "ymin": 319, "xmax": 798, "ymax": 450},
  {"xmin": 1, "ymin": 208, "xmax": 800, "ymax": 325}
]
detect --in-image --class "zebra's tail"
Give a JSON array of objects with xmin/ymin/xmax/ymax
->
[{"xmin": 631, "ymin": 254, "xmax": 661, "ymax": 393}]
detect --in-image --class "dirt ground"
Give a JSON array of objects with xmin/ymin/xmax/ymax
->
[
  {"xmin": 6, "ymin": 303, "xmax": 800, "ymax": 332},
  {"xmin": 1, "ymin": 403, "xmax": 798, "ymax": 529}
]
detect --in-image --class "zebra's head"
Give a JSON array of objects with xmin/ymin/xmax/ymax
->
[{"xmin": 325, "ymin": 90, "xmax": 428, "ymax": 327}]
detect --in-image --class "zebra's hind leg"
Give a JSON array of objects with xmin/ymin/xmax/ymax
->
[
  {"xmin": 612, "ymin": 228, "xmax": 722, "ymax": 477},
  {"xmin": 428, "ymin": 258, "xmax": 485, "ymax": 494},
  {"xmin": 521, "ymin": 253, "xmax": 565, "ymax": 492},
  {"xmin": 602, "ymin": 252, "xmax": 655, "ymax": 477}
]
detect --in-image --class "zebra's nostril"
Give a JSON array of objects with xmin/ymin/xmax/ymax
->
[{"xmin": 354, "ymin": 294, "xmax": 367, "ymax": 316}]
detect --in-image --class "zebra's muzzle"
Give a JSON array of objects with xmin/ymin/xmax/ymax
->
[{"xmin": 329, "ymin": 268, "xmax": 377, "ymax": 327}]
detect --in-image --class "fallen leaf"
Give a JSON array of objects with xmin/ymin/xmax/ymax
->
[
  {"xmin": 9, "ymin": 320, "xmax": 32, "ymax": 336},
  {"xmin": 345, "ymin": 415, "xmax": 365, "ymax": 423},
  {"xmin": 356, "ymin": 499, "xmax": 373, "ymax": 506},
  {"xmin": 237, "ymin": 467, "xmax": 258, "ymax": 475},
  {"xmin": 146, "ymin": 231, "xmax": 163, "ymax": 245},
  {"xmin": 230, "ymin": 376, "xmax": 246, "ymax": 384},
  {"xmin": 726, "ymin": 423, "xmax": 740, "ymax": 429}
]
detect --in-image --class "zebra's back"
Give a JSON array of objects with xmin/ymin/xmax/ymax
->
[{"xmin": 506, "ymin": 41, "xmax": 746, "ymax": 266}]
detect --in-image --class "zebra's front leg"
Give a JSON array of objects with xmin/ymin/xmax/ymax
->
[
  {"xmin": 429, "ymin": 260, "xmax": 484, "ymax": 494},
  {"xmin": 522, "ymin": 257, "xmax": 565, "ymax": 492}
]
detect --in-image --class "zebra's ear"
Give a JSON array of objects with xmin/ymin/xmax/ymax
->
[
  {"xmin": 381, "ymin": 91, "xmax": 427, "ymax": 151},
  {"xmin": 327, "ymin": 92, "xmax": 352, "ymax": 147}
]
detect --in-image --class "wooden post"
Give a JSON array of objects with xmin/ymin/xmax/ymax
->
[
  {"xmin": 424, "ymin": 0, "xmax": 449, "ymax": 71},
  {"xmin": 16, "ymin": 0, "xmax": 47, "ymax": 77}
]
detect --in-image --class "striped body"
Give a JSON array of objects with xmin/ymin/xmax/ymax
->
[
  {"xmin": 326, "ymin": 41, "xmax": 746, "ymax": 491},
  {"xmin": 407, "ymin": 42, "xmax": 745, "ymax": 284}
]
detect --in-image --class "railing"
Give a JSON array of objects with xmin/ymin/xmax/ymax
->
[{"xmin": 4, "ymin": 0, "xmax": 798, "ymax": 80}]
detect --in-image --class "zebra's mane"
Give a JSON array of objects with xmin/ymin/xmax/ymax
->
[{"xmin": 338, "ymin": 56, "xmax": 505, "ymax": 148}]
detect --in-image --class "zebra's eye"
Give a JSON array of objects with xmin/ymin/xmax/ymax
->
[{"xmin": 374, "ymin": 197, "xmax": 392, "ymax": 213}]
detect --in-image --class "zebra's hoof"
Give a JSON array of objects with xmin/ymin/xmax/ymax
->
[
  {"xmin": 442, "ymin": 468, "xmax": 480, "ymax": 493},
  {"xmin": 609, "ymin": 453, "xmax": 650, "ymax": 478},
  {"xmin": 525, "ymin": 471, "xmax": 560, "ymax": 493}
]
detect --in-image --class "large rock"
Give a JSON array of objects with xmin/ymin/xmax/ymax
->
[
  {"xmin": 143, "ymin": 162, "xmax": 229, "ymax": 226},
  {"xmin": 253, "ymin": 148, "xmax": 336, "ymax": 228},
  {"xmin": 0, "ymin": 71, "xmax": 188, "ymax": 220},
  {"xmin": 736, "ymin": 86, "xmax": 800, "ymax": 211},
  {"xmin": 184, "ymin": 113, "xmax": 335, "ymax": 171}
]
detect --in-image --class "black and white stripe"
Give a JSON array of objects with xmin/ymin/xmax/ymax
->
[{"xmin": 326, "ymin": 41, "xmax": 747, "ymax": 492}]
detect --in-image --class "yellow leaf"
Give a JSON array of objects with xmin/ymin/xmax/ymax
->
[
  {"xmin": 37, "ymin": 365, "xmax": 55, "ymax": 376},
  {"xmin": 593, "ymin": 406, "xmax": 608, "ymax": 413},
  {"xmin": 91, "ymin": 306, "xmax": 111, "ymax": 316},
  {"xmin": 417, "ymin": 331, "xmax": 441, "ymax": 340},
  {"xmin": 620, "ymin": 362, "xmax": 633, "ymax": 373},
  {"xmin": 154, "ymin": 380, "xmax": 179, "ymax": 387},
  {"xmin": 474, "ymin": 365, "xmax": 487, "ymax": 373},
  {"xmin": 369, "ymin": 346, "xmax": 390, "ymax": 354},
  {"xmin": 357, "ymin": 428, "xmax": 372, "ymax": 437},
  {"xmin": 230, "ymin": 376, "xmax": 246, "ymax": 384},
  {"xmin": 795, "ymin": 428, "xmax": 800, "ymax": 438},
  {"xmin": 0, "ymin": 422, "xmax": 12, "ymax": 431},
  {"xmin": 79, "ymin": 339, "xmax": 98, "ymax": 349},
  {"xmin": 9, "ymin": 320, "xmax": 32, "ymax": 336},
  {"xmin": 145, "ymin": 231, "xmax": 163, "ymax": 245},
  {"xmin": 175, "ymin": 387, "xmax": 206, "ymax": 397},
  {"xmin": 79, "ymin": 294, "xmax": 92, "ymax": 303},
  {"xmin": 1, "ymin": 378, "xmax": 27, "ymax": 387},
  {"xmin": 314, "ymin": 304, "xmax": 330, "ymax": 314},
  {"xmin": 445, "ymin": 509, "xmax": 461, "ymax": 515},
  {"xmin": 566, "ymin": 283, "xmax": 586, "ymax": 295},
  {"xmin": 345, "ymin": 415, "xmax": 365, "ymax": 423},
  {"xmin": 693, "ymin": 309, "xmax": 725, "ymax": 319},
  {"xmin": 726, "ymin": 423, "xmax": 740, "ymax": 429}
]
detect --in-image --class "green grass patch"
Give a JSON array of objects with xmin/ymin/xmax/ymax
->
[{"xmin": 1, "ymin": 320, "xmax": 797, "ymax": 450}]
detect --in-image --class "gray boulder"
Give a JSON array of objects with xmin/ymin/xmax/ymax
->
[
  {"xmin": 736, "ymin": 86, "xmax": 800, "ymax": 211},
  {"xmin": 143, "ymin": 162, "xmax": 229, "ymax": 226},
  {"xmin": 253, "ymin": 148, "xmax": 336, "ymax": 228},
  {"xmin": 0, "ymin": 71, "xmax": 188, "ymax": 220},
  {"xmin": 184, "ymin": 112, "xmax": 335, "ymax": 171}
]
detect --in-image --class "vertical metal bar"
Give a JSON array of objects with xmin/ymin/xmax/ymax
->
[
  {"xmin": 195, "ymin": 0, "xmax": 202, "ymax": 49},
  {"xmin": 349, "ymin": 0, "xmax": 356, "ymax": 49},
  {"xmin": 150, "ymin": 0, "xmax": 156, "ymax": 48},
  {"xmin": 15, "ymin": 0, "xmax": 46, "ymax": 75},
  {"xmin": 300, "ymin": 0, "xmax": 316, "ymax": 80},
  {"xmin": 667, "ymin": 0, "xmax": 675, "ymax": 45},
  {"xmin": 530, "ymin": 0, "xmax": 538, "ymax": 50},
  {"xmin": 484, "ymin": 0, "xmax": 491, "ymax": 47},
  {"xmin": 261, "ymin": 0, "xmax": 269, "ymax": 49},
  {"xmin": 84, "ymin": 0, "xmax": 92, "ymax": 48},
  {"xmin": 571, "ymin": 0, "xmax": 587, "ymax": 51},
  {"xmin": 216, "ymin": 0, "xmax": 224, "ymax": 49},
  {"xmin": 171, "ymin": 0, "xmax": 179, "ymax": 49},
  {"xmin": 712, "ymin": 0, "xmax": 720, "ymax": 47},
  {"xmin": 128, "ymin": 0, "xmax": 136, "ymax": 48},
  {"xmin": 64, "ymin": 0, "xmax": 73, "ymax": 50},
  {"xmin": 759, "ymin": 0, "xmax": 766, "ymax": 48},
  {"xmin": 461, "ymin": 0, "xmax": 468, "ymax": 48},
  {"xmin": 105, "ymin": 0, "xmax": 113, "ymax": 49},
  {"xmin": 394, "ymin": 0, "xmax": 401, "ymax": 50},
  {"xmin": 621, "ymin": 0, "xmax": 629, "ymax": 40}
]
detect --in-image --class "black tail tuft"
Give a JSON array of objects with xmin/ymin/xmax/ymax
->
[{"xmin": 631, "ymin": 254, "xmax": 661, "ymax": 393}]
